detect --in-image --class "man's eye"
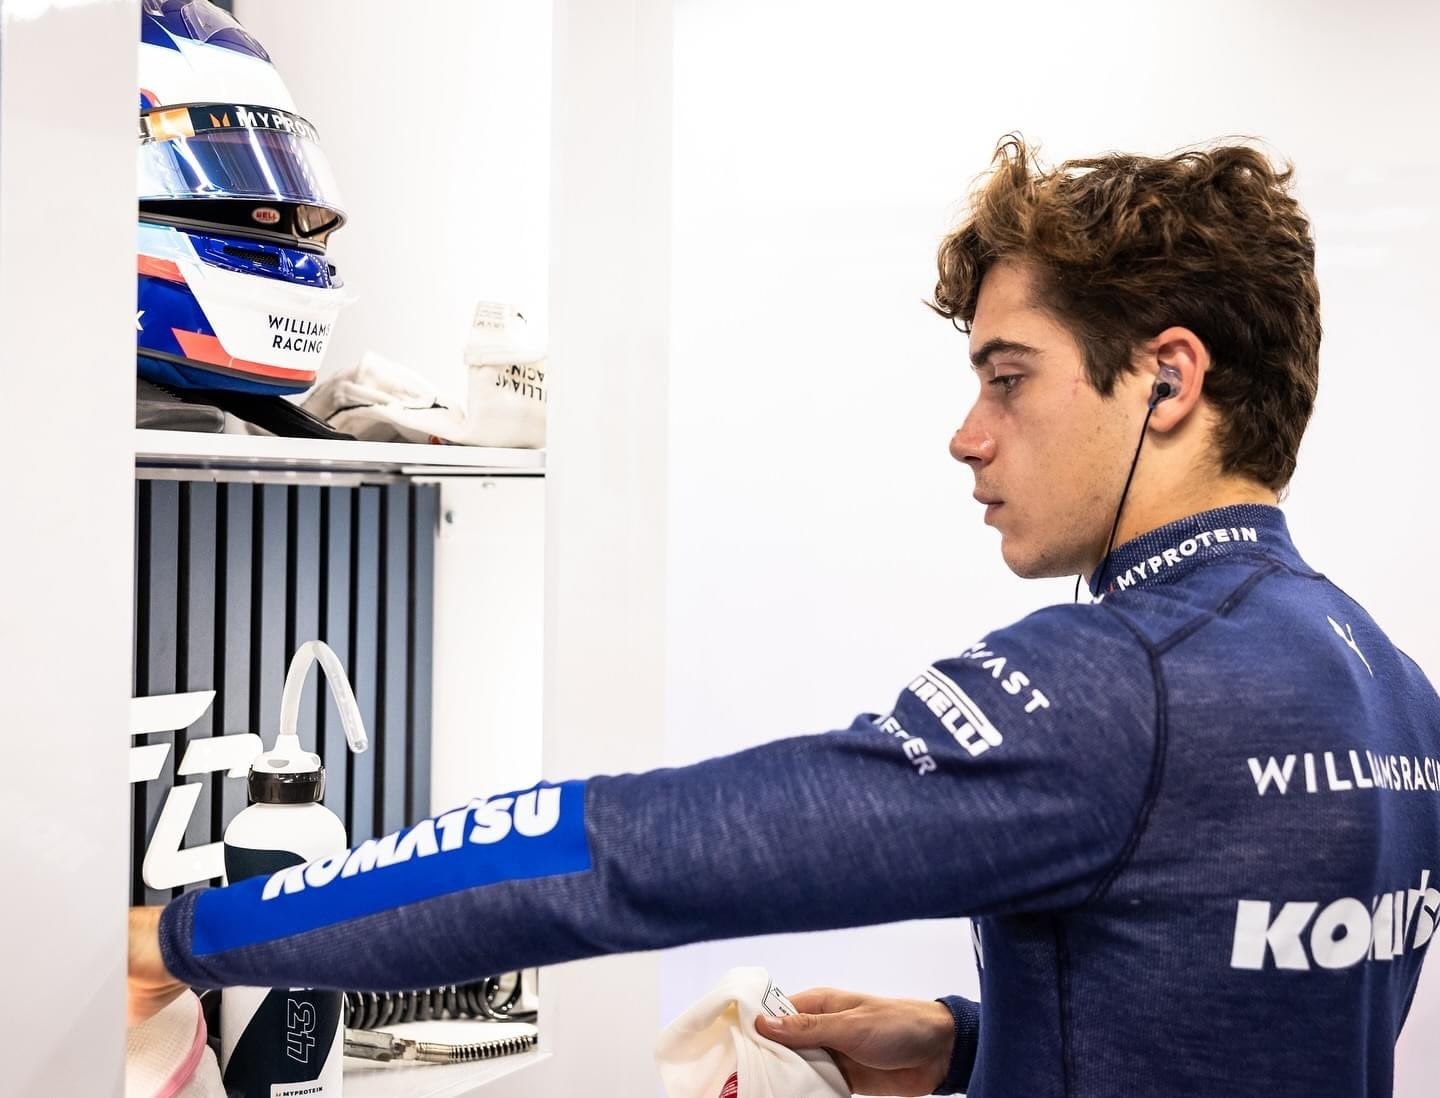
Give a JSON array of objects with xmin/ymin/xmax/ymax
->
[{"xmin": 990, "ymin": 374, "xmax": 1022, "ymax": 394}]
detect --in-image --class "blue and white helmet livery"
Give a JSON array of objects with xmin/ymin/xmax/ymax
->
[{"xmin": 137, "ymin": 0, "xmax": 350, "ymax": 396}]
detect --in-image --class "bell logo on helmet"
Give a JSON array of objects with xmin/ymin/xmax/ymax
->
[{"xmin": 251, "ymin": 206, "xmax": 282, "ymax": 225}]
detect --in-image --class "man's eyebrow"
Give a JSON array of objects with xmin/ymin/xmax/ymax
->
[{"xmin": 969, "ymin": 339, "xmax": 1042, "ymax": 370}]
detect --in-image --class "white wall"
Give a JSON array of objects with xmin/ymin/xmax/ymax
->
[
  {"xmin": 664, "ymin": 1, "xmax": 1440, "ymax": 1093},
  {"xmin": 241, "ymin": 4, "xmax": 677, "ymax": 1094},
  {"xmin": 430, "ymin": 476, "xmax": 546, "ymax": 814},
  {"xmin": 239, "ymin": 0, "xmax": 552, "ymax": 401},
  {"xmin": 0, "ymin": 1, "xmax": 138, "ymax": 1095},
  {"xmin": 529, "ymin": 1, "xmax": 674, "ymax": 1092}
]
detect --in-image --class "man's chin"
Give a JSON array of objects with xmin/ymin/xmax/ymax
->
[
  {"xmin": 999, "ymin": 535, "xmax": 1084, "ymax": 581},
  {"xmin": 1001, "ymin": 553, "xmax": 1052, "ymax": 580}
]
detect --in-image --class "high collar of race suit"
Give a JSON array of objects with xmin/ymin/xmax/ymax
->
[{"xmin": 1087, "ymin": 504, "xmax": 1302, "ymax": 599}]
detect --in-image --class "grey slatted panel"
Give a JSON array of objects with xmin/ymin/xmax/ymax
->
[
  {"xmin": 252, "ymin": 485, "xmax": 289, "ymax": 747},
  {"xmin": 377, "ymin": 484, "xmax": 411, "ymax": 836},
  {"xmin": 288, "ymin": 486, "xmax": 322, "ymax": 753},
  {"xmin": 408, "ymin": 486, "xmax": 437, "ymax": 821},
  {"xmin": 180, "ymin": 483, "xmax": 219, "ymax": 891},
  {"xmin": 139, "ymin": 481, "xmax": 179, "ymax": 907},
  {"xmin": 318, "ymin": 488, "xmax": 353, "ymax": 821},
  {"xmin": 216, "ymin": 484, "xmax": 253, "ymax": 831},
  {"xmin": 348, "ymin": 485, "xmax": 381, "ymax": 842},
  {"xmin": 133, "ymin": 480, "xmax": 437, "ymax": 888}
]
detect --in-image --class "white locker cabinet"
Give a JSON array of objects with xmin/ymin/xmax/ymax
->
[
  {"xmin": 133, "ymin": 439, "xmax": 548, "ymax": 1097},
  {"xmin": 0, "ymin": 0, "xmax": 674, "ymax": 1094}
]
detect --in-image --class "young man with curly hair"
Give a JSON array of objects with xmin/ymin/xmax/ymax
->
[{"xmin": 131, "ymin": 138, "xmax": 1440, "ymax": 1097}]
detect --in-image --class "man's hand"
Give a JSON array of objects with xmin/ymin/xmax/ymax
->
[
  {"xmin": 755, "ymin": 987, "xmax": 955, "ymax": 1096},
  {"xmin": 128, "ymin": 906, "xmax": 187, "ymax": 1026}
]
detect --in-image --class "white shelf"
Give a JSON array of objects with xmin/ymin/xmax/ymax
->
[
  {"xmin": 135, "ymin": 429, "xmax": 545, "ymax": 483},
  {"xmin": 344, "ymin": 1048, "xmax": 549, "ymax": 1097}
]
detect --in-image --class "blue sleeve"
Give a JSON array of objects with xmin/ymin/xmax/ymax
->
[
  {"xmin": 933, "ymin": 995, "xmax": 981, "ymax": 1095},
  {"xmin": 159, "ymin": 605, "xmax": 1157, "ymax": 992}
]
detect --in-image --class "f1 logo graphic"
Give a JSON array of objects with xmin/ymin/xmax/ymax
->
[{"xmin": 130, "ymin": 691, "xmax": 262, "ymax": 889}]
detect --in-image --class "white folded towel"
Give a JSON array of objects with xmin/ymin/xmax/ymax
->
[
  {"xmin": 655, "ymin": 967, "xmax": 849, "ymax": 1098},
  {"xmin": 126, "ymin": 991, "xmax": 226, "ymax": 1098},
  {"xmin": 301, "ymin": 350, "xmax": 469, "ymax": 444}
]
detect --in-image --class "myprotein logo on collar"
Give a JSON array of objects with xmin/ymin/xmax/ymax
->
[{"xmin": 1110, "ymin": 524, "xmax": 1260, "ymax": 592}]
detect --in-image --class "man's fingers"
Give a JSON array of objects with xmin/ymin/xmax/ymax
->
[
  {"xmin": 127, "ymin": 905, "xmax": 187, "ymax": 1028},
  {"xmin": 756, "ymin": 1007, "xmax": 853, "ymax": 1050},
  {"xmin": 756, "ymin": 986, "xmax": 871, "ymax": 1051},
  {"xmin": 786, "ymin": 987, "xmax": 866, "ymax": 1015},
  {"xmin": 128, "ymin": 983, "xmax": 187, "ymax": 1027}
]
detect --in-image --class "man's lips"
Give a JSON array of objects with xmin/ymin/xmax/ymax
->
[{"xmin": 974, "ymin": 494, "xmax": 1004, "ymax": 523}]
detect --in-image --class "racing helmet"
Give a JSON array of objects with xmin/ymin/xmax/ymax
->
[{"xmin": 137, "ymin": 0, "xmax": 349, "ymax": 396}]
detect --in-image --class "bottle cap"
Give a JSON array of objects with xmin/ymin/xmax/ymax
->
[
  {"xmin": 248, "ymin": 765, "xmax": 326, "ymax": 804},
  {"xmin": 247, "ymin": 732, "xmax": 325, "ymax": 804}
]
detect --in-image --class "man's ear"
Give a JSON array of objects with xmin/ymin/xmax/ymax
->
[{"xmin": 1146, "ymin": 326, "xmax": 1208, "ymax": 432}]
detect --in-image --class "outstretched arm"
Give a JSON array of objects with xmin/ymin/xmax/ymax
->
[{"xmin": 151, "ymin": 608, "xmax": 1154, "ymax": 1011}]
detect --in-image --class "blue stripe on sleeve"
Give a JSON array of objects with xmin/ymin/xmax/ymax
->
[{"xmin": 190, "ymin": 781, "xmax": 593, "ymax": 957}]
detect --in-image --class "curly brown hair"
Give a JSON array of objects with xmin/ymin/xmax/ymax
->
[{"xmin": 932, "ymin": 136, "xmax": 1321, "ymax": 490}]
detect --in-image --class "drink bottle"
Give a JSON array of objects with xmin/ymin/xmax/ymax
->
[{"xmin": 220, "ymin": 641, "xmax": 368, "ymax": 1098}]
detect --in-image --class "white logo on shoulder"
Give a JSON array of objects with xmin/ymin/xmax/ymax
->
[
  {"xmin": 905, "ymin": 667, "xmax": 1004, "ymax": 757},
  {"xmin": 1327, "ymin": 615, "xmax": 1373, "ymax": 677},
  {"xmin": 877, "ymin": 641, "xmax": 1052, "ymax": 772},
  {"xmin": 956, "ymin": 640, "xmax": 1053, "ymax": 714},
  {"xmin": 875, "ymin": 712, "xmax": 939, "ymax": 776}
]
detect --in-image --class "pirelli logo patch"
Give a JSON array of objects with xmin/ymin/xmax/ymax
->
[{"xmin": 905, "ymin": 667, "xmax": 1004, "ymax": 757}]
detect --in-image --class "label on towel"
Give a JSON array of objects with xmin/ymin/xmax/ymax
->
[{"xmin": 760, "ymin": 979, "xmax": 799, "ymax": 1020}]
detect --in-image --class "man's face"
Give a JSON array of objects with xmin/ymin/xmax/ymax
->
[{"xmin": 950, "ymin": 259, "xmax": 1141, "ymax": 579}]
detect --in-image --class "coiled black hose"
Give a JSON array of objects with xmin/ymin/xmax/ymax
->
[{"xmin": 343, "ymin": 973, "xmax": 534, "ymax": 1030}]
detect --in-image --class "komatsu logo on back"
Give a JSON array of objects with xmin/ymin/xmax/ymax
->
[
  {"xmin": 261, "ymin": 788, "xmax": 563, "ymax": 901},
  {"xmin": 1230, "ymin": 869, "xmax": 1439, "ymax": 971}
]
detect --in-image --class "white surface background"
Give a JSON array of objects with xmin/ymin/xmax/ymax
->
[{"xmin": 244, "ymin": 1, "xmax": 1440, "ymax": 1093}]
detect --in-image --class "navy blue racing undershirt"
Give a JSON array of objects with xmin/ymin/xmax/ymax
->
[{"xmin": 159, "ymin": 505, "xmax": 1440, "ymax": 1096}]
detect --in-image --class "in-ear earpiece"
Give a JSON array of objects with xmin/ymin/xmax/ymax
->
[
  {"xmin": 1083, "ymin": 363, "xmax": 1186, "ymax": 603},
  {"xmin": 1151, "ymin": 364, "xmax": 1182, "ymax": 405}
]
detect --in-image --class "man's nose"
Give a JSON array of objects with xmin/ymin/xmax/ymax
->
[{"xmin": 950, "ymin": 408, "xmax": 995, "ymax": 467}]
